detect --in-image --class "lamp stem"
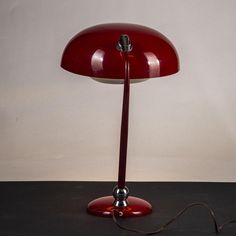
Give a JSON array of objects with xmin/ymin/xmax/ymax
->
[{"xmin": 117, "ymin": 52, "xmax": 130, "ymax": 189}]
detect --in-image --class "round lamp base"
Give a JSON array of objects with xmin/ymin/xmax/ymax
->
[{"xmin": 87, "ymin": 196, "xmax": 152, "ymax": 217}]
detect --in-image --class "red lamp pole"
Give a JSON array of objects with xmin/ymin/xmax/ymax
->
[
  {"xmin": 113, "ymin": 35, "xmax": 132, "ymax": 208},
  {"xmin": 117, "ymin": 51, "xmax": 130, "ymax": 189}
]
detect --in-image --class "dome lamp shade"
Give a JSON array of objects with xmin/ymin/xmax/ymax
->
[{"xmin": 61, "ymin": 23, "xmax": 179, "ymax": 83}]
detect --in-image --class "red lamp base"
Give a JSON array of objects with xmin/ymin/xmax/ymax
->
[{"xmin": 87, "ymin": 196, "xmax": 152, "ymax": 217}]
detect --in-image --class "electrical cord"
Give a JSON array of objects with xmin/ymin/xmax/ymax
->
[{"xmin": 112, "ymin": 202, "xmax": 236, "ymax": 235}]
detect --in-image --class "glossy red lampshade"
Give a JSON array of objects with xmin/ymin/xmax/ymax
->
[
  {"xmin": 61, "ymin": 23, "xmax": 179, "ymax": 83},
  {"xmin": 61, "ymin": 23, "xmax": 179, "ymax": 217}
]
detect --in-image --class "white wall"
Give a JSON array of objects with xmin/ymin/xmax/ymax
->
[{"xmin": 0, "ymin": 0, "xmax": 236, "ymax": 182}]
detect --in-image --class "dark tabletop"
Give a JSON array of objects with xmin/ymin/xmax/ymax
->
[{"xmin": 0, "ymin": 181, "xmax": 236, "ymax": 236}]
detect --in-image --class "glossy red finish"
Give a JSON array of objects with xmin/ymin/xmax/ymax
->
[
  {"xmin": 61, "ymin": 23, "xmax": 179, "ymax": 218},
  {"xmin": 87, "ymin": 196, "xmax": 152, "ymax": 217},
  {"xmin": 118, "ymin": 52, "xmax": 129, "ymax": 189},
  {"xmin": 61, "ymin": 23, "xmax": 179, "ymax": 81}
]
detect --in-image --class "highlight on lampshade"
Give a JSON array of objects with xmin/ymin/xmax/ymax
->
[{"xmin": 61, "ymin": 23, "xmax": 179, "ymax": 83}]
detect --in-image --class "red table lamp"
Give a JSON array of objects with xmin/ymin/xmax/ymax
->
[{"xmin": 61, "ymin": 23, "xmax": 179, "ymax": 217}]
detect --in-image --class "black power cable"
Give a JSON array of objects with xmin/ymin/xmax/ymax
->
[{"xmin": 112, "ymin": 202, "xmax": 236, "ymax": 235}]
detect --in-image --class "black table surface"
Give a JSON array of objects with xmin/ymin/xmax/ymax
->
[{"xmin": 0, "ymin": 181, "xmax": 236, "ymax": 236}]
